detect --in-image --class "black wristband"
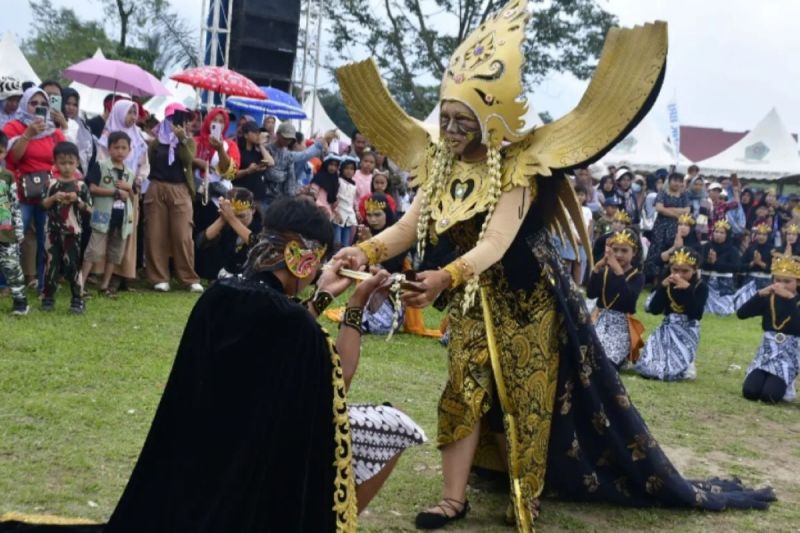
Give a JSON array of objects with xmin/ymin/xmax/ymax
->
[
  {"xmin": 341, "ymin": 306, "xmax": 364, "ymax": 335},
  {"xmin": 310, "ymin": 290, "xmax": 334, "ymax": 316}
]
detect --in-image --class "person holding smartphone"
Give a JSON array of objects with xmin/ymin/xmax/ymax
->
[
  {"xmin": 144, "ymin": 102, "xmax": 203, "ymax": 293},
  {"xmin": 39, "ymin": 80, "xmax": 67, "ymax": 131},
  {"xmin": 1, "ymin": 87, "xmax": 65, "ymax": 292}
]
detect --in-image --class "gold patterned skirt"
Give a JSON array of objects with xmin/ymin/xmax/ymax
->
[{"xmin": 438, "ymin": 265, "xmax": 564, "ymax": 508}]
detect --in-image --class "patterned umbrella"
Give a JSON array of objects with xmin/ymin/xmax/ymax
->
[
  {"xmin": 226, "ymin": 86, "xmax": 306, "ymax": 120},
  {"xmin": 170, "ymin": 66, "xmax": 266, "ymax": 100}
]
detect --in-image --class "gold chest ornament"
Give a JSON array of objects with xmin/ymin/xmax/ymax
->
[{"xmin": 430, "ymin": 159, "xmax": 493, "ymax": 234}]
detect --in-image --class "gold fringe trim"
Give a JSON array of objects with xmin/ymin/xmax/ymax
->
[
  {"xmin": 0, "ymin": 512, "xmax": 98, "ymax": 525},
  {"xmin": 325, "ymin": 333, "xmax": 358, "ymax": 532}
]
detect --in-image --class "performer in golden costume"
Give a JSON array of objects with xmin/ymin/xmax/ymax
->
[{"xmin": 335, "ymin": 0, "xmax": 775, "ymax": 530}]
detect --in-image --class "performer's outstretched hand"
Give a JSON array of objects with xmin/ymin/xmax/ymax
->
[
  {"xmin": 401, "ymin": 270, "xmax": 451, "ymax": 309},
  {"xmin": 333, "ymin": 246, "xmax": 368, "ymax": 270}
]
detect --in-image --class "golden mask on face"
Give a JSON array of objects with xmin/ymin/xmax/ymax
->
[{"xmin": 439, "ymin": 0, "xmax": 529, "ymax": 147}]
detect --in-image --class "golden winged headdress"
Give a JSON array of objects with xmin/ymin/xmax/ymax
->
[
  {"xmin": 771, "ymin": 255, "xmax": 800, "ymax": 279},
  {"xmin": 337, "ymin": 0, "xmax": 667, "ymax": 270}
]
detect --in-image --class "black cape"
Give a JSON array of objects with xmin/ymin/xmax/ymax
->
[{"xmin": 1, "ymin": 273, "xmax": 349, "ymax": 533}]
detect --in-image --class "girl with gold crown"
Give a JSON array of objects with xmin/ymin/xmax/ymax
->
[
  {"xmin": 334, "ymin": 1, "xmax": 773, "ymax": 529},
  {"xmin": 701, "ymin": 219, "xmax": 740, "ymax": 316},
  {"xmin": 734, "ymin": 222, "xmax": 775, "ymax": 311},
  {"xmin": 774, "ymin": 222, "xmax": 800, "ymax": 256},
  {"xmin": 587, "ymin": 229, "xmax": 645, "ymax": 368},
  {"xmin": 636, "ymin": 246, "xmax": 708, "ymax": 381},
  {"xmin": 737, "ymin": 255, "xmax": 800, "ymax": 403}
]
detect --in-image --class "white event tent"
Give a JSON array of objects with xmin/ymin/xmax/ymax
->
[
  {"xmin": 600, "ymin": 116, "xmax": 692, "ymax": 172},
  {"xmin": 299, "ymin": 94, "xmax": 351, "ymax": 145},
  {"xmin": 697, "ymin": 108, "xmax": 800, "ymax": 181},
  {"xmin": 0, "ymin": 32, "xmax": 40, "ymax": 85}
]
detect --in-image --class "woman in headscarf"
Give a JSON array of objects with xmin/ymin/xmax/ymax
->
[
  {"xmin": 310, "ymin": 153, "xmax": 340, "ymax": 219},
  {"xmin": 2, "ymin": 87, "xmax": 66, "ymax": 292},
  {"xmin": 686, "ymin": 175, "xmax": 711, "ymax": 240},
  {"xmin": 192, "ymin": 107, "xmax": 241, "ymax": 279},
  {"xmin": 144, "ymin": 103, "xmax": 202, "ymax": 293}
]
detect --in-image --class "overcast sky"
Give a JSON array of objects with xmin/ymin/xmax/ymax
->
[{"xmin": 4, "ymin": 0, "xmax": 799, "ymax": 134}]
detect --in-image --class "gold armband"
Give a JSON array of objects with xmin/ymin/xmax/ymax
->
[
  {"xmin": 356, "ymin": 238, "xmax": 388, "ymax": 266},
  {"xmin": 443, "ymin": 257, "xmax": 475, "ymax": 289}
]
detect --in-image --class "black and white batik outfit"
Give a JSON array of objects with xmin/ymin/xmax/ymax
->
[
  {"xmin": 587, "ymin": 266, "xmax": 644, "ymax": 367},
  {"xmin": 636, "ymin": 280, "xmax": 709, "ymax": 381},
  {"xmin": 349, "ymin": 403, "xmax": 426, "ymax": 484},
  {"xmin": 737, "ymin": 293, "xmax": 800, "ymax": 402},
  {"xmin": 701, "ymin": 240, "xmax": 740, "ymax": 316},
  {"xmin": 734, "ymin": 242, "xmax": 773, "ymax": 311}
]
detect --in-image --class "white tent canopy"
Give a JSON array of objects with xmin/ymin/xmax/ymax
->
[
  {"xmin": 143, "ymin": 80, "xmax": 198, "ymax": 120},
  {"xmin": 0, "ymin": 32, "xmax": 40, "ymax": 85},
  {"xmin": 299, "ymin": 94, "xmax": 350, "ymax": 145},
  {"xmin": 697, "ymin": 108, "xmax": 800, "ymax": 181},
  {"xmin": 600, "ymin": 116, "xmax": 692, "ymax": 172}
]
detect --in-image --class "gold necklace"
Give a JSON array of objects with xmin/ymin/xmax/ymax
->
[
  {"xmin": 770, "ymin": 294, "xmax": 791, "ymax": 331},
  {"xmin": 666, "ymin": 285, "xmax": 685, "ymax": 314},
  {"xmin": 601, "ymin": 266, "xmax": 620, "ymax": 309}
]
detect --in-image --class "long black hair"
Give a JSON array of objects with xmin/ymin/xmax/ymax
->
[{"xmin": 261, "ymin": 196, "xmax": 334, "ymax": 259}]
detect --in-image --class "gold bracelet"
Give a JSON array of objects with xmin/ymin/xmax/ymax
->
[
  {"xmin": 356, "ymin": 238, "xmax": 388, "ymax": 266},
  {"xmin": 443, "ymin": 257, "xmax": 475, "ymax": 289}
]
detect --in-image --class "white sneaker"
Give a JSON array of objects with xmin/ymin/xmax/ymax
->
[
  {"xmin": 188, "ymin": 283, "xmax": 204, "ymax": 293},
  {"xmin": 153, "ymin": 282, "xmax": 170, "ymax": 292}
]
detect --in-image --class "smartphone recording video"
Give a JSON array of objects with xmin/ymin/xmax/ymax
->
[
  {"xmin": 171, "ymin": 110, "xmax": 188, "ymax": 127},
  {"xmin": 35, "ymin": 106, "xmax": 48, "ymax": 118}
]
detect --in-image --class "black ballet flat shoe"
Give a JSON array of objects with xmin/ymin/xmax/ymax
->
[{"xmin": 414, "ymin": 498, "xmax": 469, "ymax": 530}]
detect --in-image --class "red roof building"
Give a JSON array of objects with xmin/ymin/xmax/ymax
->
[{"xmin": 681, "ymin": 125, "xmax": 799, "ymax": 163}]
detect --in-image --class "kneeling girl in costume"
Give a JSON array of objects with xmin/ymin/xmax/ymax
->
[
  {"xmin": 636, "ymin": 246, "xmax": 709, "ymax": 381},
  {"xmin": 587, "ymin": 228, "xmax": 645, "ymax": 368},
  {"xmin": 737, "ymin": 254, "xmax": 800, "ymax": 403},
  {"xmin": 701, "ymin": 219, "xmax": 740, "ymax": 316},
  {"xmin": 734, "ymin": 222, "xmax": 774, "ymax": 311}
]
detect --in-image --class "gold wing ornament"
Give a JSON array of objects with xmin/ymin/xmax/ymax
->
[
  {"xmin": 502, "ymin": 21, "xmax": 668, "ymax": 262},
  {"xmin": 335, "ymin": 58, "xmax": 435, "ymax": 173}
]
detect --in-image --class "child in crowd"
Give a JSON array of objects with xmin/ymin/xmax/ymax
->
[
  {"xmin": 0, "ymin": 132, "xmax": 28, "ymax": 315},
  {"xmin": 737, "ymin": 255, "xmax": 800, "ymax": 403},
  {"xmin": 332, "ymin": 157, "xmax": 358, "ymax": 247},
  {"xmin": 41, "ymin": 142, "xmax": 91, "ymax": 313},
  {"xmin": 774, "ymin": 223, "xmax": 800, "ymax": 256},
  {"xmin": 636, "ymin": 247, "xmax": 708, "ymax": 381},
  {"xmin": 358, "ymin": 171, "xmax": 396, "ymax": 221},
  {"xmin": 594, "ymin": 194, "xmax": 621, "ymax": 238},
  {"xmin": 593, "ymin": 207, "xmax": 630, "ymax": 262},
  {"xmin": 734, "ymin": 222, "xmax": 774, "ymax": 310},
  {"xmin": 353, "ymin": 150, "xmax": 376, "ymax": 208},
  {"xmin": 701, "ymin": 220, "xmax": 740, "ymax": 316},
  {"xmin": 309, "ymin": 154, "xmax": 340, "ymax": 219},
  {"xmin": 587, "ymin": 229, "xmax": 645, "ymax": 369},
  {"xmin": 195, "ymin": 187, "xmax": 260, "ymax": 278},
  {"xmin": 80, "ymin": 131, "xmax": 135, "ymax": 296}
]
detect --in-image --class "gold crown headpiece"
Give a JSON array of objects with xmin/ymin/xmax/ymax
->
[
  {"xmin": 669, "ymin": 247, "xmax": 697, "ymax": 268},
  {"xmin": 771, "ymin": 255, "xmax": 800, "ymax": 279},
  {"xmin": 713, "ymin": 219, "xmax": 731, "ymax": 232},
  {"xmin": 613, "ymin": 210, "xmax": 632, "ymax": 224},
  {"xmin": 439, "ymin": 0, "xmax": 530, "ymax": 146},
  {"xmin": 785, "ymin": 223, "xmax": 800, "ymax": 235},
  {"xmin": 677, "ymin": 213, "xmax": 695, "ymax": 226},
  {"xmin": 753, "ymin": 222, "xmax": 771, "ymax": 235},
  {"xmin": 231, "ymin": 199, "xmax": 253, "ymax": 214},
  {"xmin": 364, "ymin": 198, "xmax": 388, "ymax": 213},
  {"xmin": 607, "ymin": 229, "xmax": 638, "ymax": 250}
]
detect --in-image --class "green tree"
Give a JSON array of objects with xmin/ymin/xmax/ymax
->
[
  {"xmin": 23, "ymin": 0, "xmax": 115, "ymax": 84},
  {"xmin": 325, "ymin": 0, "xmax": 617, "ymax": 118}
]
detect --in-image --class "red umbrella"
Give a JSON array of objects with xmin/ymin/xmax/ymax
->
[{"xmin": 170, "ymin": 66, "xmax": 267, "ymax": 100}]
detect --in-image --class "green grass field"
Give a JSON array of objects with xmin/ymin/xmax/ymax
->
[{"xmin": 1, "ymin": 286, "xmax": 798, "ymax": 532}]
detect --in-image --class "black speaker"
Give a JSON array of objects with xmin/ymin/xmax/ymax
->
[{"xmin": 228, "ymin": 0, "xmax": 301, "ymax": 91}]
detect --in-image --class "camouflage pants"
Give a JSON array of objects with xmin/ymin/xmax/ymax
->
[
  {"xmin": 0, "ymin": 242, "xmax": 25, "ymax": 301},
  {"xmin": 44, "ymin": 233, "xmax": 82, "ymax": 300}
]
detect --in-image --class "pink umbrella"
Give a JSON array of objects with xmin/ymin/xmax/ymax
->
[
  {"xmin": 64, "ymin": 57, "xmax": 171, "ymax": 97},
  {"xmin": 170, "ymin": 66, "xmax": 266, "ymax": 100}
]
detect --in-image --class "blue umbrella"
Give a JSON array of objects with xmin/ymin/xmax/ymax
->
[{"xmin": 226, "ymin": 86, "xmax": 307, "ymax": 120}]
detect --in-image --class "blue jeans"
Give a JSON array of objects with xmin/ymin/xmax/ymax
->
[
  {"xmin": 333, "ymin": 224, "xmax": 354, "ymax": 247},
  {"xmin": 20, "ymin": 202, "xmax": 47, "ymax": 292}
]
